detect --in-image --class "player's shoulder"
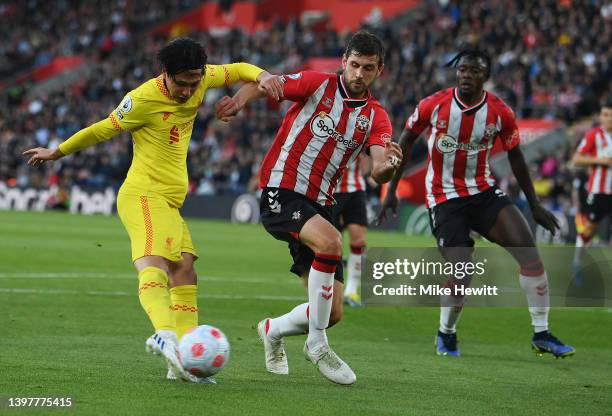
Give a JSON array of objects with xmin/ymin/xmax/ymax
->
[
  {"xmin": 126, "ymin": 77, "xmax": 163, "ymax": 102},
  {"xmin": 584, "ymin": 126, "xmax": 603, "ymax": 139},
  {"xmin": 368, "ymin": 96, "xmax": 388, "ymax": 113},
  {"xmin": 420, "ymin": 87, "xmax": 453, "ymax": 108},
  {"xmin": 486, "ymin": 90, "xmax": 514, "ymax": 117}
]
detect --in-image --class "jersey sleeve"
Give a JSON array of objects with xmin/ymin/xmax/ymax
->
[
  {"xmin": 366, "ymin": 108, "xmax": 393, "ymax": 148},
  {"xmin": 576, "ymin": 130, "xmax": 596, "ymax": 156},
  {"xmin": 58, "ymin": 119, "xmax": 118, "ymax": 155},
  {"xmin": 59, "ymin": 93, "xmax": 147, "ymax": 155},
  {"xmin": 108, "ymin": 94, "xmax": 148, "ymax": 132},
  {"xmin": 499, "ymin": 107, "xmax": 520, "ymax": 151},
  {"xmin": 405, "ymin": 98, "xmax": 433, "ymax": 136},
  {"xmin": 202, "ymin": 63, "xmax": 264, "ymax": 89},
  {"xmin": 280, "ymin": 71, "xmax": 330, "ymax": 102}
]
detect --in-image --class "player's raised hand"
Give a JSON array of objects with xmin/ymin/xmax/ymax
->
[
  {"xmin": 257, "ymin": 72, "xmax": 284, "ymax": 102},
  {"xmin": 376, "ymin": 191, "xmax": 399, "ymax": 225},
  {"xmin": 531, "ymin": 204, "xmax": 560, "ymax": 235},
  {"xmin": 385, "ymin": 141, "xmax": 403, "ymax": 169},
  {"xmin": 214, "ymin": 96, "xmax": 239, "ymax": 122},
  {"xmin": 22, "ymin": 147, "xmax": 63, "ymax": 167}
]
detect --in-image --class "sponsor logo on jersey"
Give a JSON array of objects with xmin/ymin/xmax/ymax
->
[
  {"xmin": 435, "ymin": 133, "xmax": 489, "ymax": 154},
  {"xmin": 310, "ymin": 111, "xmax": 360, "ymax": 149},
  {"xmin": 114, "ymin": 110, "xmax": 124, "ymax": 120}
]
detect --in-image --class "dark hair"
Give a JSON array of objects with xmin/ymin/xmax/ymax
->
[
  {"xmin": 444, "ymin": 49, "xmax": 491, "ymax": 78},
  {"xmin": 157, "ymin": 37, "xmax": 207, "ymax": 76},
  {"xmin": 345, "ymin": 31, "xmax": 385, "ymax": 67},
  {"xmin": 603, "ymin": 99, "xmax": 612, "ymax": 109}
]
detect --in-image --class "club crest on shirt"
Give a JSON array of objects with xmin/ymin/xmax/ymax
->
[
  {"xmin": 356, "ymin": 115, "xmax": 370, "ymax": 132},
  {"xmin": 484, "ymin": 124, "xmax": 497, "ymax": 140},
  {"xmin": 437, "ymin": 119, "xmax": 447, "ymax": 130},
  {"xmin": 322, "ymin": 97, "xmax": 333, "ymax": 108}
]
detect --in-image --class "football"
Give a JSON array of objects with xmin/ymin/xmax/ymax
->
[{"xmin": 178, "ymin": 325, "xmax": 230, "ymax": 377}]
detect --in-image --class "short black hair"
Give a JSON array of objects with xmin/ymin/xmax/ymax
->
[
  {"xmin": 444, "ymin": 49, "xmax": 491, "ymax": 78},
  {"xmin": 345, "ymin": 31, "xmax": 385, "ymax": 67},
  {"xmin": 603, "ymin": 99, "xmax": 612, "ymax": 109},
  {"xmin": 157, "ymin": 37, "xmax": 207, "ymax": 76}
]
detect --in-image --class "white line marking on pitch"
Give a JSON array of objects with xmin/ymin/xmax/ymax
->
[
  {"xmin": 0, "ymin": 287, "xmax": 305, "ymax": 302},
  {"xmin": 0, "ymin": 272, "xmax": 298, "ymax": 285}
]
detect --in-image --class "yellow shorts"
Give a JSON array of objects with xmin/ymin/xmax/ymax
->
[{"xmin": 117, "ymin": 193, "xmax": 197, "ymax": 263}]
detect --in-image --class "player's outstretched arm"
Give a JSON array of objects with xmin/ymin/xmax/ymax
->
[
  {"xmin": 214, "ymin": 76, "xmax": 281, "ymax": 121},
  {"xmin": 376, "ymin": 129, "xmax": 419, "ymax": 225},
  {"xmin": 22, "ymin": 118, "xmax": 119, "ymax": 167},
  {"xmin": 507, "ymin": 146, "xmax": 559, "ymax": 234}
]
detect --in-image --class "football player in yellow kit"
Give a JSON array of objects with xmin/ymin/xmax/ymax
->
[{"xmin": 23, "ymin": 37, "xmax": 283, "ymax": 384}]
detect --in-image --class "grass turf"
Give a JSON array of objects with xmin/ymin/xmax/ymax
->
[{"xmin": 0, "ymin": 210, "xmax": 610, "ymax": 415}]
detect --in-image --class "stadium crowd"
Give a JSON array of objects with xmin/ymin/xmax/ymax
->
[{"xmin": 1, "ymin": 0, "xmax": 610, "ymax": 209}]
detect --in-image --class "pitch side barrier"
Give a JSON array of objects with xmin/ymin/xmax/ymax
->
[{"xmin": 363, "ymin": 247, "xmax": 612, "ymax": 307}]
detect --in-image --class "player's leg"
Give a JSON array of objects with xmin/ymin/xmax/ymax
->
[
  {"xmin": 117, "ymin": 193, "xmax": 199, "ymax": 380},
  {"xmin": 429, "ymin": 199, "xmax": 475, "ymax": 357},
  {"xmin": 117, "ymin": 193, "xmax": 179, "ymax": 336},
  {"xmin": 483, "ymin": 199, "xmax": 575, "ymax": 358},
  {"xmin": 169, "ymin": 253, "xmax": 198, "ymax": 341},
  {"xmin": 298, "ymin": 214, "xmax": 343, "ymax": 350},
  {"xmin": 572, "ymin": 193, "xmax": 605, "ymax": 282},
  {"xmin": 345, "ymin": 223, "xmax": 366, "ymax": 306},
  {"xmin": 168, "ymin": 219, "xmax": 199, "ymax": 341},
  {"xmin": 572, "ymin": 211, "xmax": 597, "ymax": 282}
]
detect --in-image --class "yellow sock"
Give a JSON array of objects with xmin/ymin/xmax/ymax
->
[
  {"xmin": 170, "ymin": 284, "xmax": 198, "ymax": 340},
  {"xmin": 138, "ymin": 267, "xmax": 175, "ymax": 332}
]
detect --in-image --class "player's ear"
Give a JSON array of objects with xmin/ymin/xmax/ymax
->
[
  {"xmin": 377, "ymin": 64, "xmax": 384, "ymax": 76},
  {"xmin": 341, "ymin": 54, "xmax": 348, "ymax": 69}
]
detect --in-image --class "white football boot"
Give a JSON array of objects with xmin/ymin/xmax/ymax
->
[
  {"xmin": 303, "ymin": 342, "xmax": 356, "ymax": 385},
  {"xmin": 257, "ymin": 319, "xmax": 289, "ymax": 375},
  {"xmin": 145, "ymin": 330, "xmax": 216, "ymax": 384}
]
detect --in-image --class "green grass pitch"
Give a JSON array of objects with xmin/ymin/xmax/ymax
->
[{"xmin": 1, "ymin": 210, "xmax": 610, "ymax": 415}]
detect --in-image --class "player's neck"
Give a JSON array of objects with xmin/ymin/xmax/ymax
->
[
  {"xmin": 457, "ymin": 89, "xmax": 485, "ymax": 107},
  {"xmin": 341, "ymin": 74, "xmax": 368, "ymax": 99}
]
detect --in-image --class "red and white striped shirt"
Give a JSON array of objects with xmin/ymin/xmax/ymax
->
[
  {"xmin": 335, "ymin": 154, "xmax": 366, "ymax": 193},
  {"xmin": 406, "ymin": 88, "xmax": 520, "ymax": 208},
  {"xmin": 260, "ymin": 71, "xmax": 390, "ymax": 205},
  {"xmin": 576, "ymin": 126, "xmax": 612, "ymax": 195}
]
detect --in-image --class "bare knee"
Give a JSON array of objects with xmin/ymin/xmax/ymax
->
[
  {"xmin": 170, "ymin": 265, "xmax": 197, "ymax": 287},
  {"xmin": 317, "ymin": 232, "xmax": 343, "ymax": 257}
]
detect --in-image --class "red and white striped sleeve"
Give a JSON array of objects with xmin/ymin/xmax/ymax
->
[{"xmin": 280, "ymin": 71, "xmax": 331, "ymax": 102}]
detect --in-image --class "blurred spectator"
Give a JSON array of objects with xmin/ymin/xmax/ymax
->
[{"xmin": 1, "ymin": 0, "xmax": 610, "ymax": 206}]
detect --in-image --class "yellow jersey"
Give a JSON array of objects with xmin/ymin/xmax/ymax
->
[{"xmin": 59, "ymin": 63, "xmax": 264, "ymax": 207}]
